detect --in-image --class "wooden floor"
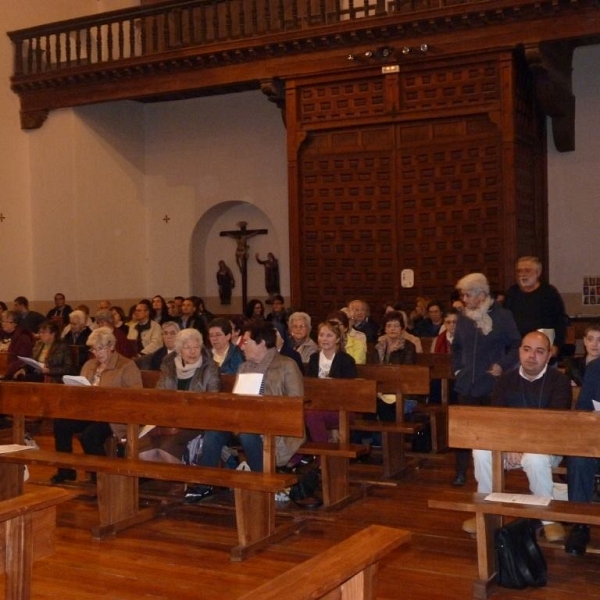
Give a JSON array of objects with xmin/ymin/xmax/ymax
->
[{"xmin": 5, "ymin": 426, "xmax": 600, "ymax": 599}]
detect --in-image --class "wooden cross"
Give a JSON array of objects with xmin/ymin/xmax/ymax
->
[
  {"xmin": 163, "ymin": 214, "xmax": 170, "ymax": 224},
  {"xmin": 220, "ymin": 221, "xmax": 268, "ymax": 308}
]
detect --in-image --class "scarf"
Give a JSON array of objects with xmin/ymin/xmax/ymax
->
[
  {"xmin": 175, "ymin": 354, "xmax": 202, "ymax": 379},
  {"xmin": 464, "ymin": 296, "xmax": 494, "ymax": 335}
]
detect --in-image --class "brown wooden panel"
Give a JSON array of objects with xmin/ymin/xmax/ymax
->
[{"xmin": 448, "ymin": 405, "xmax": 600, "ymax": 456}]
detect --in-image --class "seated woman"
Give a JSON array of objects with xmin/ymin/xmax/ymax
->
[
  {"xmin": 139, "ymin": 328, "xmax": 221, "ymax": 464},
  {"xmin": 14, "ymin": 320, "xmax": 75, "ymax": 383},
  {"xmin": 565, "ymin": 321, "xmax": 600, "ymax": 386},
  {"xmin": 288, "ymin": 311, "xmax": 318, "ymax": 364},
  {"xmin": 51, "ymin": 327, "xmax": 142, "ymax": 484},
  {"xmin": 327, "ymin": 310, "xmax": 366, "ymax": 365},
  {"xmin": 0, "ymin": 310, "xmax": 34, "ymax": 380},
  {"xmin": 374, "ymin": 310, "xmax": 417, "ymax": 421},
  {"xmin": 305, "ymin": 321, "xmax": 357, "ymax": 445},
  {"xmin": 244, "ymin": 299, "xmax": 265, "ymax": 322},
  {"xmin": 207, "ymin": 317, "xmax": 244, "ymax": 375}
]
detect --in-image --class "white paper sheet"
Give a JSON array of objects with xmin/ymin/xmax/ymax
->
[
  {"xmin": 233, "ymin": 373, "xmax": 264, "ymax": 395},
  {"xmin": 484, "ymin": 492, "xmax": 551, "ymax": 506},
  {"xmin": 62, "ymin": 375, "xmax": 91, "ymax": 386}
]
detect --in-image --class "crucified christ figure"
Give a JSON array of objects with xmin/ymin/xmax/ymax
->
[{"xmin": 219, "ymin": 221, "xmax": 268, "ymax": 308}]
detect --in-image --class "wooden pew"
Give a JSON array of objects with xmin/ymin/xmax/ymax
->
[
  {"xmin": 352, "ymin": 365, "xmax": 430, "ymax": 478},
  {"xmin": 218, "ymin": 373, "xmax": 377, "ymax": 510},
  {"xmin": 239, "ymin": 525, "xmax": 411, "ymax": 600},
  {"xmin": 429, "ymin": 405, "xmax": 600, "ymax": 599},
  {"xmin": 0, "ymin": 483, "xmax": 72, "ymax": 600},
  {"xmin": 0, "ymin": 382, "xmax": 304, "ymax": 561}
]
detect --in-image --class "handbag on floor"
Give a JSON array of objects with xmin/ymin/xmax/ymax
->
[{"xmin": 495, "ymin": 518, "xmax": 547, "ymax": 589}]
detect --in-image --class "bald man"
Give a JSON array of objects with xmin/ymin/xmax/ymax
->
[{"xmin": 463, "ymin": 330, "xmax": 572, "ymax": 540}]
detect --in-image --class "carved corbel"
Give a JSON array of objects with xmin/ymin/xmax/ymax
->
[
  {"xmin": 20, "ymin": 108, "xmax": 49, "ymax": 130},
  {"xmin": 260, "ymin": 78, "xmax": 286, "ymax": 125},
  {"xmin": 525, "ymin": 41, "xmax": 575, "ymax": 152}
]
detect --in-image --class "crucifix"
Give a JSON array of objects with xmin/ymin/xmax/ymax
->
[{"xmin": 220, "ymin": 221, "xmax": 268, "ymax": 309}]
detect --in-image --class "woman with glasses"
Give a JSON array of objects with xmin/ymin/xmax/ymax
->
[
  {"xmin": 50, "ymin": 327, "xmax": 142, "ymax": 484},
  {"xmin": 139, "ymin": 328, "xmax": 220, "ymax": 464},
  {"xmin": 207, "ymin": 317, "xmax": 244, "ymax": 375},
  {"xmin": 374, "ymin": 311, "xmax": 417, "ymax": 421},
  {"xmin": 14, "ymin": 320, "xmax": 74, "ymax": 383},
  {"xmin": 287, "ymin": 311, "xmax": 318, "ymax": 364}
]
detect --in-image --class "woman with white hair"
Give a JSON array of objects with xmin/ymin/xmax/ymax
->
[
  {"xmin": 51, "ymin": 326, "xmax": 142, "ymax": 484},
  {"xmin": 288, "ymin": 311, "xmax": 318, "ymax": 363},
  {"xmin": 450, "ymin": 272, "xmax": 520, "ymax": 487},
  {"xmin": 139, "ymin": 328, "xmax": 221, "ymax": 464}
]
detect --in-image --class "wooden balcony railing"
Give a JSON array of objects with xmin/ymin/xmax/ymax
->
[{"xmin": 8, "ymin": 0, "xmax": 484, "ymax": 77}]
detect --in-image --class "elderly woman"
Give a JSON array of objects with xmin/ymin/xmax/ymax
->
[
  {"xmin": 288, "ymin": 311, "xmax": 318, "ymax": 363},
  {"xmin": 208, "ymin": 317, "xmax": 244, "ymax": 374},
  {"xmin": 304, "ymin": 321, "xmax": 357, "ymax": 446},
  {"xmin": 51, "ymin": 327, "xmax": 142, "ymax": 484},
  {"xmin": 14, "ymin": 320, "xmax": 75, "ymax": 383},
  {"xmin": 138, "ymin": 328, "xmax": 221, "ymax": 464}
]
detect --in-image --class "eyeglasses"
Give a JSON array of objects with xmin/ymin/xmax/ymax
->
[
  {"xmin": 181, "ymin": 345, "xmax": 201, "ymax": 351},
  {"xmin": 91, "ymin": 345, "xmax": 110, "ymax": 354}
]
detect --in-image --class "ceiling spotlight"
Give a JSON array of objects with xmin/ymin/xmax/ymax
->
[
  {"xmin": 401, "ymin": 46, "xmax": 411, "ymax": 55},
  {"xmin": 420, "ymin": 44, "xmax": 429, "ymax": 52},
  {"xmin": 347, "ymin": 53, "xmax": 356, "ymax": 61},
  {"xmin": 364, "ymin": 50, "xmax": 373, "ymax": 58},
  {"xmin": 380, "ymin": 47, "xmax": 392, "ymax": 58}
]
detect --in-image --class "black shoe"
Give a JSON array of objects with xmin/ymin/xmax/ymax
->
[
  {"xmin": 452, "ymin": 473, "xmax": 466, "ymax": 487},
  {"xmin": 50, "ymin": 470, "xmax": 76, "ymax": 484},
  {"xmin": 183, "ymin": 485, "xmax": 213, "ymax": 504},
  {"xmin": 565, "ymin": 524, "xmax": 590, "ymax": 556}
]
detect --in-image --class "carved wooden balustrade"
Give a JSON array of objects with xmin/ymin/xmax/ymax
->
[
  {"xmin": 9, "ymin": 0, "xmax": 442, "ymax": 77},
  {"xmin": 7, "ymin": 0, "xmax": 600, "ymax": 130}
]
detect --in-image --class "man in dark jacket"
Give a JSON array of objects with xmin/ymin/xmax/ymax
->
[{"xmin": 450, "ymin": 272, "xmax": 521, "ymax": 486}]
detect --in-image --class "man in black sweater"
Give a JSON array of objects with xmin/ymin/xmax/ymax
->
[{"xmin": 463, "ymin": 330, "xmax": 572, "ymax": 541}]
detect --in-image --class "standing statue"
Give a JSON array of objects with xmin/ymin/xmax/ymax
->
[
  {"xmin": 255, "ymin": 252, "xmax": 280, "ymax": 302},
  {"xmin": 216, "ymin": 260, "xmax": 235, "ymax": 305}
]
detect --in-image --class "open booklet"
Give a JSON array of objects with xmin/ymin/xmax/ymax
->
[
  {"xmin": 63, "ymin": 375, "xmax": 91, "ymax": 386},
  {"xmin": 232, "ymin": 373, "xmax": 264, "ymax": 395},
  {"xmin": 17, "ymin": 356, "xmax": 44, "ymax": 371}
]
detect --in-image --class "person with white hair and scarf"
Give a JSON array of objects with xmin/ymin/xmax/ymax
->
[{"xmin": 450, "ymin": 272, "xmax": 520, "ymax": 487}]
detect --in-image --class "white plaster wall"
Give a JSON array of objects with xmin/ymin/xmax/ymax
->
[
  {"xmin": 548, "ymin": 45, "xmax": 600, "ymax": 316},
  {"xmin": 144, "ymin": 92, "xmax": 289, "ymax": 308}
]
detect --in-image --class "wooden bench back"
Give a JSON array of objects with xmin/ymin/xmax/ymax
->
[
  {"xmin": 449, "ymin": 405, "xmax": 600, "ymax": 457},
  {"xmin": 0, "ymin": 352, "xmax": 11, "ymax": 377},
  {"xmin": 0, "ymin": 382, "xmax": 304, "ymax": 438},
  {"xmin": 416, "ymin": 353, "xmax": 454, "ymax": 379},
  {"xmin": 356, "ymin": 364, "xmax": 430, "ymax": 395}
]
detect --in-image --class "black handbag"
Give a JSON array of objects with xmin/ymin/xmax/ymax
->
[{"xmin": 495, "ymin": 518, "xmax": 547, "ymax": 589}]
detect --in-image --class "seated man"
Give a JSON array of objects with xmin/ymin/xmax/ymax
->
[
  {"xmin": 565, "ymin": 355, "xmax": 600, "ymax": 555},
  {"xmin": 462, "ymin": 330, "xmax": 572, "ymax": 541},
  {"xmin": 184, "ymin": 321, "xmax": 304, "ymax": 503}
]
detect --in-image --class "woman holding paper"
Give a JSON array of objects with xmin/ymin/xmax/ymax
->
[
  {"xmin": 14, "ymin": 320, "xmax": 74, "ymax": 383},
  {"xmin": 51, "ymin": 326, "xmax": 142, "ymax": 484},
  {"xmin": 138, "ymin": 328, "xmax": 220, "ymax": 464}
]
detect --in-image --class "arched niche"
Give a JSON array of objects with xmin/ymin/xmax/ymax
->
[{"xmin": 190, "ymin": 201, "xmax": 287, "ymax": 314}]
